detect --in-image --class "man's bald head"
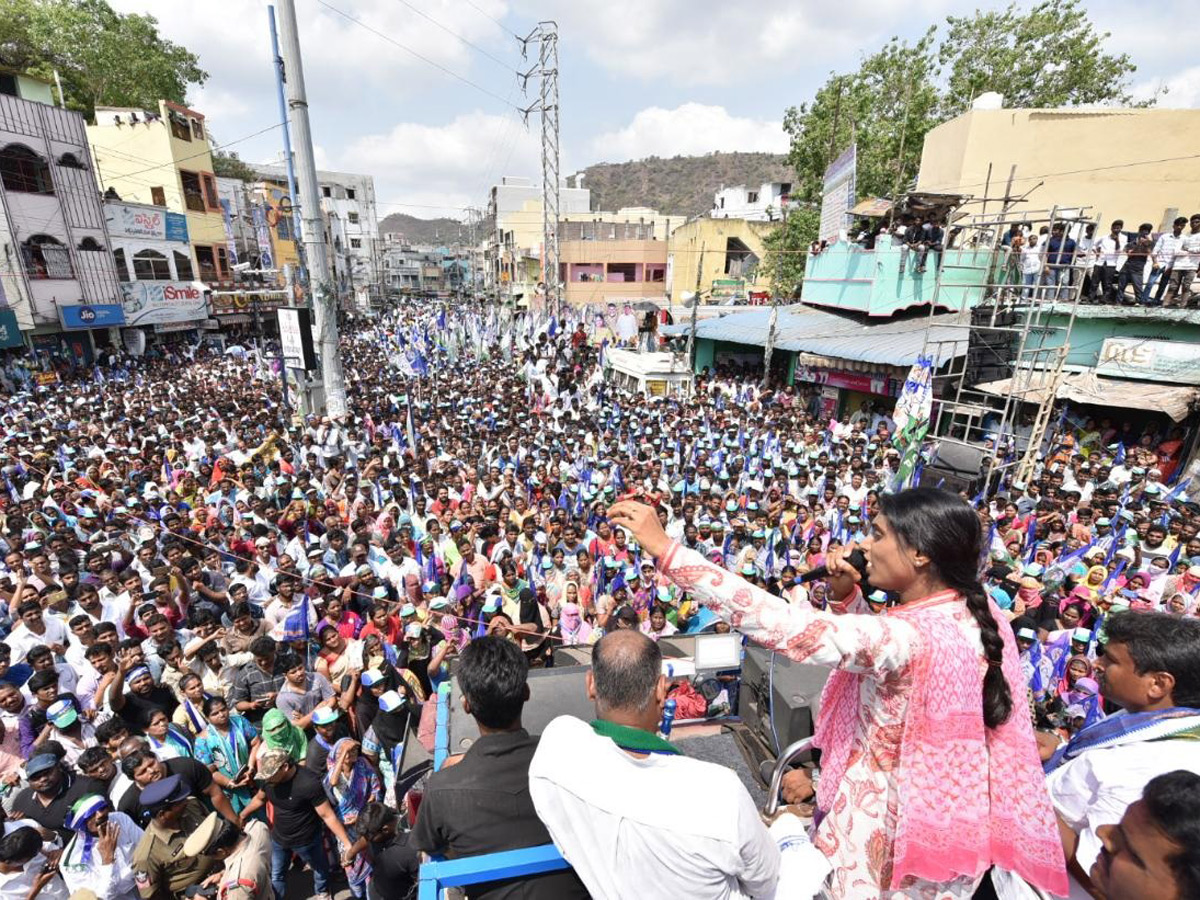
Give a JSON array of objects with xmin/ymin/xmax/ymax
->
[{"xmin": 590, "ymin": 629, "xmax": 663, "ymax": 716}]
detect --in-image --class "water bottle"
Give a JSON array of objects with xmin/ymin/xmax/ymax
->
[{"xmin": 660, "ymin": 698, "xmax": 677, "ymax": 740}]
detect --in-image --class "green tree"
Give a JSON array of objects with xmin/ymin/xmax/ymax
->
[
  {"xmin": 938, "ymin": 0, "xmax": 1145, "ymax": 117},
  {"xmin": 0, "ymin": 0, "xmax": 206, "ymax": 119},
  {"xmin": 761, "ymin": 203, "xmax": 820, "ymax": 299},
  {"xmin": 781, "ymin": 0, "xmax": 1147, "ymax": 209},
  {"xmin": 784, "ymin": 30, "xmax": 940, "ymax": 204},
  {"xmin": 212, "ymin": 148, "xmax": 259, "ymax": 183}
]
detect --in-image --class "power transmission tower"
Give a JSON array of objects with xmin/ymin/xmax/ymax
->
[
  {"xmin": 275, "ymin": 0, "xmax": 348, "ymax": 419},
  {"xmin": 519, "ymin": 22, "xmax": 560, "ymax": 315}
]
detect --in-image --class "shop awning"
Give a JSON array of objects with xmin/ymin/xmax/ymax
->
[{"xmin": 975, "ymin": 370, "xmax": 1200, "ymax": 421}]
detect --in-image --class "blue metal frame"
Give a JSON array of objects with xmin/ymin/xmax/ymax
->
[
  {"xmin": 418, "ymin": 683, "xmax": 570, "ymax": 899},
  {"xmin": 432, "ymin": 682, "xmax": 451, "ymax": 770},
  {"xmin": 417, "ymin": 844, "xmax": 571, "ymax": 900}
]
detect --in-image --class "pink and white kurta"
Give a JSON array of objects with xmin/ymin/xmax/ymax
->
[{"xmin": 656, "ymin": 541, "xmax": 1066, "ymax": 900}]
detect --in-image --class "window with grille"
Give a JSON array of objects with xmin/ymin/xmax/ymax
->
[
  {"xmin": 174, "ymin": 251, "xmax": 194, "ymax": 281},
  {"xmin": 181, "ymin": 171, "xmax": 205, "ymax": 212},
  {"xmin": 0, "ymin": 145, "xmax": 53, "ymax": 194},
  {"xmin": 22, "ymin": 236, "xmax": 72, "ymax": 279},
  {"xmin": 133, "ymin": 250, "xmax": 172, "ymax": 281},
  {"xmin": 195, "ymin": 245, "xmax": 218, "ymax": 281}
]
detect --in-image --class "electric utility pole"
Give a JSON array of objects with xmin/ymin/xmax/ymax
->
[
  {"xmin": 519, "ymin": 22, "xmax": 561, "ymax": 316},
  {"xmin": 275, "ymin": 0, "xmax": 347, "ymax": 418}
]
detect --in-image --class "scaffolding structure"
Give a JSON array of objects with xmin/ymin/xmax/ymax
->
[{"xmin": 920, "ymin": 203, "xmax": 1099, "ymax": 493}]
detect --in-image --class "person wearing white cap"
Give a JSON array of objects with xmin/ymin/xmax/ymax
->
[
  {"xmin": 59, "ymin": 793, "xmax": 143, "ymax": 900},
  {"xmin": 41, "ymin": 699, "xmax": 98, "ymax": 769}
]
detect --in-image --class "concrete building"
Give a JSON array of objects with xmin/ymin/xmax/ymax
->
[
  {"xmin": 558, "ymin": 207, "xmax": 686, "ymax": 307},
  {"xmin": 382, "ymin": 241, "xmax": 473, "ymax": 296},
  {"xmin": 105, "ymin": 199, "xmax": 209, "ymax": 339},
  {"xmin": 486, "ymin": 175, "xmax": 590, "ymax": 303},
  {"xmin": 88, "ymin": 101, "xmax": 231, "ymax": 293},
  {"xmin": 916, "ymin": 105, "xmax": 1200, "ymax": 228},
  {"xmin": 254, "ymin": 163, "xmax": 380, "ymax": 308},
  {"xmin": 712, "ymin": 181, "xmax": 794, "ymax": 222},
  {"xmin": 665, "ymin": 217, "xmax": 777, "ymax": 305},
  {"xmin": 210, "ymin": 176, "xmax": 297, "ymax": 325},
  {"xmin": 0, "ymin": 73, "xmax": 123, "ymax": 363}
]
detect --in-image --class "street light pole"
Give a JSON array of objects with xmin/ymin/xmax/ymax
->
[{"xmin": 275, "ymin": 0, "xmax": 347, "ymax": 419}]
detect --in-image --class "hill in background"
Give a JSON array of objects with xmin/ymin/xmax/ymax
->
[
  {"xmin": 377, "ymin": 213, "xmax": 475, "ymax": 245},
  {"xmin": 378, "ymin": 152, "xmax": 797, "ymax": 240},
  {"xmin": 577, "ymin": 152, "xmax": 794, "ymax": 217}
]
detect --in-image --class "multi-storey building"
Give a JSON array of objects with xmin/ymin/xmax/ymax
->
[
  {"xmin": 88, "ymin": 101, "xmax": 232, "ymax": 295},
  {"xmin": 254, "ymin": 163, "xmax": 380, "ymax": 308},
  {"xmin": 0, "ymin": 70, "xmax": 123, "ymax": 363}
]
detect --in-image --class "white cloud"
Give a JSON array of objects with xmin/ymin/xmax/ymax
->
[
  {"xmin": 1132, "ymin": 66, "xmax": 1200, "ymax": 108},
  {"xmin": 589, "ymin": 103, "xmax": 789, "ymax": 163},
  {"xmin": 516, "ymin": 0, "xmax": 960, "ymax": 86},
  {"xmin": 110, "ymin": 0, "xmax": 517, "ymax": 108},
  {"xmin": 337, "ymin": 110, "xmax": 540, "ymax": 214}
]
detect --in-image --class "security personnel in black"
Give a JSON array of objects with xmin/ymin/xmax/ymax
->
[{"xmin": 130, "ymin": 774, "xmax": 217, "ymax": 899}]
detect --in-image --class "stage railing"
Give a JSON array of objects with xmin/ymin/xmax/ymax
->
[{"xmin": 418, "ymin": 683, "xmax": 571, "ymax": 900}]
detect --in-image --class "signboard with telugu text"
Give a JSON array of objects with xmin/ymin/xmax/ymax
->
[{"xmin": 107, "ymin": 203, "xmax": 190, "ymax": 243}]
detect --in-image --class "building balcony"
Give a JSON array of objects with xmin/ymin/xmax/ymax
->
[{"xmin": 801, "ymin": 242, "xmax": 991, "ymax": 317}]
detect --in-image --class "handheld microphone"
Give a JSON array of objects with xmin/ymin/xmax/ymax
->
[{"xmin": 797, "ymin": 548, "xmax": 870, "ymax": 586}]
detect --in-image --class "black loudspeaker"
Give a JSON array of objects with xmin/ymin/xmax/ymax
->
[
  {"xmin": 448, "ymin": 665, "xmax": 596, "ymax": 754},
  {"xmin": 738, "ymin": 646, "xmax": 830, "ymax": 759},
  {"xmin": 923, "ymin": 441, "xmax": 988, "ymax": 496},
  {"xmin": 965, "ymin": 306, "xmax": 1016, "ymax": 385}
]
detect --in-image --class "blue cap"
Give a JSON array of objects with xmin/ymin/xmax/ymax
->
[
  {"xmin": 25, "ymin": 753, "xmax": 59, "ymax": 777},
  {"xmin": 361, "ymin": 668, "xmax": 386, "ymax": 687},
  {"xmin": 139, "ymin": 774, "xmax": 191, "ymax": 810}
]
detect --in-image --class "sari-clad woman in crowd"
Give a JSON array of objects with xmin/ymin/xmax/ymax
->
[
  {"xmin": 554, "ymin": 602, "xmax": 592, "ymax": 646},
  {"xmin": 324, "ymin": 737, "xmax": 382, "ymax": 899},
  {"xmin": 144, "ymin": 708, "xmax": 193, "ymax": 761},
  {"xmin": 194, "ymin": 695, "xmax": 260, "ymax": 815}
]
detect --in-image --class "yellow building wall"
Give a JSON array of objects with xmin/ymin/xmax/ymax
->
[
  {"xmin": 258, "ymin": 182, "xmax": 301, "ymax": 273},
  {"xmin": 88, "ymin": 101, "xmax": 227, "ymax": 266},
  {"xmin": 917, "ymin": 108, "xmax": 1200, "ymax": 229},
  {"xmin": 666, "ymin": 217, "xmax": 776, "ymax": 304},
  {"xmin": 561, "ymin": 238, "xmax": 669, "ymax": 306}
]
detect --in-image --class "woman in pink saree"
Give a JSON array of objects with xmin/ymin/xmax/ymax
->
[{"xmin": 610, "ymin": 488, "xmax": 1066, "ymax": 899}]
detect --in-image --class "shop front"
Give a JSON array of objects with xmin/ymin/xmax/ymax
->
[
  {"xmin": 792, "ymin": 362, "xmax": 901, "ymax": 420},
  {"xmin": 52, "ymin": 304, "xmax": 127, "ymax": 366},
  {"xmin": 210, "ymin": 290, "xmax": 290, "ymax": 344}
]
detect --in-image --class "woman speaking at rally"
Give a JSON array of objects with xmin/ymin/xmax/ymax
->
[{"xmin": 608, "ymin": 487, "xmax": 1068, "ymax": 900}]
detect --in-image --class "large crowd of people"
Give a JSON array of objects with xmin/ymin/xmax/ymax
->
[{"xmin": 0, "ymin": 296, "xmax": 1196, "ymax": 900}]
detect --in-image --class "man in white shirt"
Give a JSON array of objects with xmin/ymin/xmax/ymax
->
[
  {"xmin": 1094, "ymin": 219, "xmax": 1126, "ymax": 304},
  {"xmin": 1008, "ymin": 612, "xmax": 1200, "ymax": 900},
  {"xmin": 1163, "ymin": 212, "xmax": 1200, "ymax": 308},
  {"xmin": 530, "ymin": 630, "xmax": 780, "ymax": 900},
  {"xmin": 1146, "ymin": 215, "xmax": 1187, "ymax": 305},
  {"xmin": 6, "ymin": 601, "xmax": 69, "ymax": 664}
]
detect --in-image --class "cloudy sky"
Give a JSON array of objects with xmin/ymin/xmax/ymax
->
[{"xmin": 111, "ymin": 0, "xmax": 1199, "ymax": 222}]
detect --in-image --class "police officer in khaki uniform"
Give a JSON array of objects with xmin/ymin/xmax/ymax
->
[
  {"xmin": 182, "ymin": 811, "xmax": 273, "ymax": 900},
  {"xmin": 131, "ymin": 774, "xmax": 217, "ymax": 899}
]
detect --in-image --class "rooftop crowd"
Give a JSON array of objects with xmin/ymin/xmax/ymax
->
[{"xmin": 0, "ymin": 297, "xmax": 1196, "ymax": 900}]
